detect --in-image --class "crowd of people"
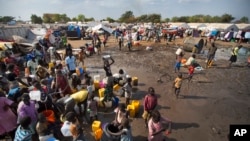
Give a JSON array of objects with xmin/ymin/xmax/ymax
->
[{"xmin": 1, "ymin": 25, "xmax": 247, "ymax": 141}]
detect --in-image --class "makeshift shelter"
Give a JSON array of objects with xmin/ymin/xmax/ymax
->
[
  {"xmin": 67, "ymin": 25, "xmax": 81, "ymax": 39},
  {"xmin": 183, "ymin": 37, "xmax": 204, "ymax": 53},
  {"xmin": 169, "ymin": 22, "xmax": 190, "ymax": 29},
  {"xmin": 188, "ymin": 23, "xmax": 207, "ymax": 30},
  {"xmin": 236, "ymin": 24, "xmax": 250, "ymax": 31},
  {"xmin": 206, "ymin": 23, "xmax": 239, "ymax": 32},
  {"xmin": 92, "ymin": 24, "xmax": 113, "ymax": 34}
]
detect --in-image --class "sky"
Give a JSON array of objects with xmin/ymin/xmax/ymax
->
[{"xmin": 0, "ymin": 0, "xmax": 249, "ymax": 22}]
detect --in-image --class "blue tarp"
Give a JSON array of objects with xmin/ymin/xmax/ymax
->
[
  {"xmin": 245, "ymin": 32, "xmax": 250, "ymax": 39},
  {"xmin": 68, "ymin": 25, "xmax": 81, "ymax": 38},
  {"xmin": 210, "ymin": 30, "xmax": 218, "ymax": 36}
]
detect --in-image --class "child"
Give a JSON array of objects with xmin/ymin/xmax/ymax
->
[
  {"xmin": 188, "ymin": 64, "xmax": 194, "ymax": 82},
  {"xmin": 14, "ymin": 116, "xmax": 33, "ymax": 141},
  {"xmin": 173, "ymin": 73, "xmax": 183, "ymax": 98},
  {"xmin": 120, "ymin": 118, "xmax": 133, "ymax": 141},
  {"xmin": 123, "ymin": 77, "xmax": 132, "ymax": 106},
  {"xmin": 174, "ymin": 57, "xmax": 182, "ymax": 73},
  {"xmin": 87, "ymin": 95, "xmax": 98, "ymax": 123},
  {"xmin": 118, "ymin": 37, "xmax": 122, "ymax": 51},
  {"xmin": 79, "ymin": 48, "xmax": 85, "ymax": 66}
]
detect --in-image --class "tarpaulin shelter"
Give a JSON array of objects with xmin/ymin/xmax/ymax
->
[
  {"xmin": 245, "ymin": 32, "xmax": 250, "ymax": 39},
  {"xmin": 67, "ymin": 25, "xmax": 81, "ymax": 39},
  {"xmin": 92, "ymin": 24, "xmax": 113, "ymax": 34}
]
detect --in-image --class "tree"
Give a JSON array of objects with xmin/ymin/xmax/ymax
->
[
  {"xmin": 147, "ymin": 14, "xmax": 161, "ymax": 23},
  {"xmin": 163, "ymin": 18, "xmax": 170, "ymax": 23},
  {"xmin": 171, "ymin": 16, "xmax": 179, "ymax": 22},
  {"xmin": 43, "ymin": 14, "xmax": 55, "ymax": 23},
  {"xmin": 136, "ymin": 14, "xmax": 148, "ymax": 22},
  {"xmin": 0, "ymin": 16, "xmax": 15, "ymax": 23},
  {"xmin": 30, "ymin": 14, "xmax": 43, "ymax": 24},
  {"xmin": 239, "ymin": 16, "xmax": 249, "ymax": 23},
  {"xmin": 78, "ymin": 14, "xmax": 85, "ymax": 22},
  {"xmin": 211, "ymin": 16, "xmax": 221, "ymax": 23},
  {"xmin": 85, "ymin": 17, "xmax": 95, "ymax": 22},
  {"xmin": 106, "ymin": 17, "xmax": 115, "ymax": 23},
  {"xmin": 119, "ymin": 11, "xmax": 135, "ymax": 23},
  {"xmin": 220, "ymin": 14, "xmax": 234, "ymax": 23},
  {"xmin": 72, "ymin": 17, "xmax": 78, "ymax": 21},
  {"xmin": 60, "ymin": 14, "xmax": 71, "ymax": 23}
]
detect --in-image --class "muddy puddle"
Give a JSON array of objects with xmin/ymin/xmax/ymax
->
[{"xmin": 203, "ymin": 46, "xmax": 250, "ymax": 65}]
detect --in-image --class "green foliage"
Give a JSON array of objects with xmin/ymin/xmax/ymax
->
[
  {"xmin": 239, "ymin": 16, "xmax": 249, "ymax": 23},
  {"xmin": 220, "ymin": 14, "xmax": 234, "ymax": 23},
  {"xmin": 31, "ymin": 14, "xmax": 43, "ymax": 24},
  {"xmin": 78, "ymin": 14, "xmax": 85, "ymax": 22},
  {"xmin": 106, "ymin": 17, "xmax": 115, "ymax": 23},
  {"xmin": 168, "ymin": 14, "xmax": 235, "ymax": 23},
  {"xmin": 118, "ymin": 11, "xmax": 135, "ymax": 23},
  {"xmin": 2, "ymin": 12, "xmax": 248, "ymax": 24},
  {"xmin": 0, "ymin": 16, "xmax": 15, "ymax": 23},
  {"xmin": 43, "ymin": 13, "xmax": 71, "ymax": 23}
]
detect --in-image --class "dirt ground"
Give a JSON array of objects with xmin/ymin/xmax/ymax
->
[{"xmin": 67, "ymin": 36, "xmax": 250, "ymax": 141}]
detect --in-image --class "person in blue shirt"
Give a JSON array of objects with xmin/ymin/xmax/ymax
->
[{"xmin": 14, "ymin": 116, "xmax": 33, "ymax": 141}]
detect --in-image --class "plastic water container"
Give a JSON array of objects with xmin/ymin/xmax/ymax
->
[
  {"xmin": 132, "ymin": 77, "xmax": 138, "ymax": 86},
  {"xmin": 113, "ymin": 84, "xmax": 120, "ymax": 91},
  {"xmin": 131, "ymin": 100, "xmax": 140, "ymax": 114},
  {"xmin": 94, "ymin": 128, "xmax": 103, "ymax": 141},
  {"xmin": 98, "ymin": 88, "xmax": 105, "ymax": 98},
  {"xmin": 43, "ymin": 110, "xmax": 55, "ymax": 123},
  {"xmin": 94, "ymin": 80, "xmax": 100, "ymax": 89},
  {"xmin": 127, "ymin": 105, "xmax": 135, "ymax": 118},
  {"xmin": 92, "ymin": 120, "xmax": 101, "ymax": 132},
  {"xmin": 99, "ymin": 81, "xmax": 106, "ymax": 88}
]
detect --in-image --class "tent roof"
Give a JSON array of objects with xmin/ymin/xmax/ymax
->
[
  {"xmin": 188, "ymin": 23, "xmax": 207, "ymax": 29},
  {"xmin": 236, "ymin": 24, "xmax": 250, "ymax": 30},
  {"xmin": 92, "ymin": 24, "xmax": 113, "ymax": 34},
  {"xmin": 168, "ymin": 22, "xmax": 190, "ymax": 29},
  {"xmin": 206, "ymin": 23, "xmax": 239, "ymax": 31}
]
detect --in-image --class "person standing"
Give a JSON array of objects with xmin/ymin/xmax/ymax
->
[
  {"xmin": 142, "ymin": 87, "xmax": 158, "ymax": 128},
  {"xmin": 206, "ymin": 42, "xmax": 217, "ymax": 68},
  {"xmin": 103, "ymin": 56, "xmax": 115, "ymax": 77},
  {"xmin": 17, "ymin": 94, "xmax": 38, "ymax": 134},
  {"xmin": 228, "ymin": 45, "xmax": 242, "ymax": 68},
  {"xmin": 27, "ymin": 56, "xmax": 38, "ymax": 75},
  {"xmin": 14, "ymin": 116, "xmax": 33, "ymax": 141},
  {"xmin": 173, "ymin": 73, "xmax": 183, "ymax": 99},
  {"xmin": 65, "ymin": 51, "xmax": 76, "ymax": 78},
  {"xmin": 0, "ymin": 91, "xmax": 17, "ymax": 139},
  {"xmin": 123, "ymin": 77, "xmax": 132, "ymax": 106}
]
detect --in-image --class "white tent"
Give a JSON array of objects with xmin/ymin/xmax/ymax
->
[
  {"xmin": 236, "ymin": 24, "xmax": 250, "ymax": 30},
  {"xmin": 206, "ymin": 23, "xmax": 239, "ymax": 32},
  {"xmin": 92, "ymin": 24, "xmax": 113, "ymax": 34},
  {"xmin": 169, "ymin": 22, "xmax": 190, "ymax": 29},
  {"xmin": 188, "ymin": 23, "xmax": 207, "ymax": 30}
]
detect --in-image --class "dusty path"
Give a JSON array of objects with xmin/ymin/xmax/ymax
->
[{"xmin": 67, "ymin": 37, "xmax": 250, "ymax": 141}]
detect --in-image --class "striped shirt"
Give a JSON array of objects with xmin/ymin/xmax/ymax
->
[{"xmin": 14, "ymin": 125, "xmax": 32, "ymax": 141}]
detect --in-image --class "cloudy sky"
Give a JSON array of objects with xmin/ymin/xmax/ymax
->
[{"xmin": 0, "ymin": 0, "xmax": 249, "ymax": 21}]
